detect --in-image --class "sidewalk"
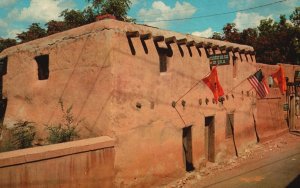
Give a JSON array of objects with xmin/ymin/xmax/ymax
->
[{"xmin": 162, "ymin": 132, "xmax": 300, "ymax": 188}]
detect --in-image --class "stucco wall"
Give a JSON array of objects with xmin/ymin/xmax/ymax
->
[
  {"xmin": 256, "ymin": 63, "xmax": 300, "ymax": 140},
  {"xmin": 110, "ymin": 24, "xmax": 257, "ymax": 186},
  {"xmin": 0, "ymin": 136, "xmax": 115, "ymax": 188},
  {"xmin": 2, "ymin": 25, "xmax": 114, "ymax": 138},
  {"xmin": 2, "ymin": 20, "xmax": 297, "ymax": 187}
]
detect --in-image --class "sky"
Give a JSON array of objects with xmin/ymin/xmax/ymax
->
[{"xmin": 0, "ymin": 0, "xmax": 299, "ymax": 39}]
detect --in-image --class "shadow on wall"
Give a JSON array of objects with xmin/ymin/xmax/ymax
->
[{"xmin": 287, "ymin": 174, "xmax": 300, "ymax": 188}]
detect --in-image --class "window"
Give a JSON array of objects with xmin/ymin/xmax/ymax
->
[
  {"xmin": 0, "ymin": 56, "xmax": 8, "ymax": 76},
  {"xmin": 226, "ymin": 114, "xmax": 234, "ymax": 138},
  {"xmin": 35, "ymin": 55, "xmax": 49, "ymax": 80},
  {"xmin": 158, "ymin": 48, "xmax": 168, "ymax": 72}
]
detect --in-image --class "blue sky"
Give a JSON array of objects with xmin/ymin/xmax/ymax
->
[{"xmin": 0, "ymin": 0, "xmax": 299, "ymax": 39}]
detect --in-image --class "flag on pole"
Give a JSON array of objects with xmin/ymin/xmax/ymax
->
[
  {"xmin": 202, "ymin": 67, "xmax": 224, "ymax": 102},
  {"xmin": 247, "ymin": 69, "xmax": 269, "ymax": 98},
  {"xmin": 271, "ymin": 65, "xmax": 287, "ymax": 94}
]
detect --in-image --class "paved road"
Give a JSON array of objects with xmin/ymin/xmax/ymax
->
[{"xmin": 192, "ymin": 144, "xmax": 300, "ymax": 188}]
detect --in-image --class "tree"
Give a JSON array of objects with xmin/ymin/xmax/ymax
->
[
  {"xmin": 290, "ymin": 7, "xmax": 300, "ymax": 27},
  {"xmin": 222, "ymin": 23, "xmax": 241, "ymax": 43},
  {"xmin": 211, "ymin": 32, "xmax": 223, "ymax": 40},
  {"xmin": 46, "ymin": 20, "xmax": 67, "ymax": 35},
  {"xmin": 87, "ymin": 0, "xmax": 132, "ymax": 21},
  {"xmin": 16, "ymin": 23, "xmax": 47, "ymax": 43},
  {"xmin": 60, "ymin": 9, "xmax": 86, "ymax": 29},
  {"xmin": 0, "ymin": 38, "xmax": 17, "ymax": 52}
]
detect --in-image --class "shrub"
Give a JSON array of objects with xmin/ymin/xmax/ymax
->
[
  {"xmin": 0, "ymin": 121, "xmax": 36, "ymax": 152},
  {"xmin": 11, "ymin": 121, "xmax": 36, "ymax": 149},
  {"xmin": 46, "ymin": 100, "xmax": 80, "ymax": 144}
]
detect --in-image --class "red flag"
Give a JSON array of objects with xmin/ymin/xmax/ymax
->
[
  {"xmin": 247, "ymin": 69, "xmax": 270, "ymax": 98},
  {"xmin": 202, "ymin": 67, "xmax": 224, "ymax": 102},
  {"xmin": 271, "ymin": 65, "xmax": 287, "ymax": 94}
]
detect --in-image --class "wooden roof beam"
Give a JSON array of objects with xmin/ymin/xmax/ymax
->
[
  {"xmin": 126, "ymin": 31, "xmax": 139, "ymax": 38},
  {"xmin": 153, "ymin": 35, "xmax": 165, "ymax": 42},
  {"xmin": 140, "ymin": 33, "xmax": 152, "ymax": 40},
  {"xmin": 195, "ymin": 42, "xmax": 204, "ymax": 48},
  {"xmin": 176, "ymin": 38, "xmax": 187, "ymax": 45},
  {"xmin": 186, "ymin": 40, "xmax": 196, "ymax": 47},
  {"xmin": 165, "ymin": 36, "xmax": 176, "ymax": 44}
]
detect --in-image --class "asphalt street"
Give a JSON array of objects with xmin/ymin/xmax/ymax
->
[{"xmin": 191, "ymin": 140, "xmax": 300, "ymax": 188}]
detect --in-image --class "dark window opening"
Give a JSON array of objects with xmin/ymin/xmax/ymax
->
[
  {"xmin": 205, "ymin": 116, "xmax": 215, "ymax": 162},
  {"xmin": 158, "ymin": 48, "xmax": 168, "ymax": 72},
  {"xmin": 35, "ymin": 55, "xmax": 49, "ymax": 80},
  {"xmin": 0, "ymin": 56, "xmax": 8, "ymax": 76},
  {"xmin": 0, "ymin": 98, "xmax": 7, "ymax": 125},
  {"xmin": 226, "ymin": 114, "xmax": 234, "ymax": 138},
  {"xmin": 182, "ymin": 126, "xmax": 194, "ymax": 172},
  {"xmin": 233, "ymin": 55, "xmax": 237, "ymax": 78}
]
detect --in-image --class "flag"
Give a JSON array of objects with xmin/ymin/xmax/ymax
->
[
  {"xmin": 247, "ymin": 69, "xmax": 269, "ymax": 98},
  {"xmin": 202, "ymin": 67, "xmax": 224, "ymax": 102},
  {"xmin": 271, "ymin": 65, "xmax": 287, "ymax": 94}
]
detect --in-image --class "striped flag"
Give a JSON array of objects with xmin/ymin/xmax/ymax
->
[{"xmin": 247, "ymin": 69, "xmax": 269, "ymax": 98}]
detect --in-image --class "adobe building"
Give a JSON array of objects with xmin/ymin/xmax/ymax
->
[{"xmin": 0, "ymin": 19, "xmax": 299, "ymax": 187}]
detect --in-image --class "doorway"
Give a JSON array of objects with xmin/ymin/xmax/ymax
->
[
  {"xmin": 205, "ymin": 116, "xmax": 215, "ymax": 162},
  {"xmin": 182, "ymin": 126, "xmax": 194, "ymax": 172}
]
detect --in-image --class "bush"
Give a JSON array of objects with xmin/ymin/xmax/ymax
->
[
  {"xmin": 0, "ymin": 121, "xmax": 36, "ymax": 152},
  {"xmin": 46, "ymin": 100, "xmax": 80, "ymax": 144},
  {"xmin": 12, "ymin": 121, "xmax": 36, "ymax": 149}
]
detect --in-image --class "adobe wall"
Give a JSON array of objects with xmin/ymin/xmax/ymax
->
[
  {"xmin": 0, "ymin": 136, "xmax": 115, "ymax": 188},
  {"xmin": 256, "ymin": 63, "xmax": 300, "ymax": 140},
  {"xmin": 1, "ymin": 24, "xmax": 115, "ymax": 139},
  {"xmin": 2, "ymin": 20, "xmax": 294, "ymax": 187},
  {"xmin": 109, "ymin": 21, "xmax": 258, "ymax": 187}
]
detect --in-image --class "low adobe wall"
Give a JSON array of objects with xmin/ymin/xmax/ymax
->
[{"xmin": 0, "ymin": 136, "xmax": 115, "ymax": 188}]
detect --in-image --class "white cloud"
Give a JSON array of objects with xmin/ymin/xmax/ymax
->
[
  {"xmin": 233, "ymin": 12, "xmax": 273, "ymax": 30},
  {"xmin": 0, "ymin": 0, "xmax": 16, "ymax": 7},
  {"xmin": 138, "ymin": 1, "xmax": 197, "ymax": 29},
  {"xmin": 18, "ymin": 0, "xmax": 74, "ymax": 22},
  {"xmin": 192, "ymin": 28, "xmax": 213, "ymax": 38},
  {"xmin": 6, "ymin": 29, "xmax": 24, "ymax": 39}
]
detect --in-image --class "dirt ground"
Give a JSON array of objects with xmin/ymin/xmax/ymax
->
[{"xmin": 160, "ymin": 131, "xmax": 300, "ymax": 188}]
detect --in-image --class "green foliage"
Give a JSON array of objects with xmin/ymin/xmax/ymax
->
[
  {"xmin": 0, "ymin": 121, "xmax": 36, "ymax": 152},
  {"xmin": 17, "ymin": 23, "xmax": 47, "ymax": 43},
  {"xmin": 0, "ymin": 38, "xmax": 17, "ymax": 53},
  {"xmin": 211, "ymin": 7, "xmax": 300, "ymax": 65},
  {"xmin": 87, "ymin": 0, "xmax": 132, "ymax": 21},
  {"xmin": 45, "ymin": 20, "xmax": 67, "ymax": 35},
  {"xmin": 12, "ymin": 121, "xmax": 36, "ymax": 149},
  {"xmin": 46, "ymin": 100, "xmax": 80, "ymax": 144},
  {"xmin": 290, "ymin": 7, "xmax": 300, "ymax": 27}
]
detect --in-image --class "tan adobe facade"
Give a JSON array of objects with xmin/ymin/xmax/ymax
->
[{"xmin": 0, "ymin": 19, "xmax": 299, "ymax": 187}]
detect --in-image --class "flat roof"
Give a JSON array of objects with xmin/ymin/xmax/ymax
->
[{"xmin": 0, "ymin": 19, "xmax": 254, "ymax": 58}]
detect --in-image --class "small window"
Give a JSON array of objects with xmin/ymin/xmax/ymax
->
[
  {"xmin": 35, "ymin": 55, "xmax": 49, "ymax": 80},
  {"xmin": 0, "ymin": 56, "xmax": 8, "ymax": 76},
  {"xmin": 158, "ymin": 48, "xmax": 168, "ymax": 72},
  {"xmin": 226, "ymin": 114, "xmax": 234, "ymax": 138}
]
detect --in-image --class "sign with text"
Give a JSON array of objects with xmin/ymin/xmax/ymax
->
[{"xmin": 209, "ymin": 53, "xmax": 230, "ymax": 66}]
